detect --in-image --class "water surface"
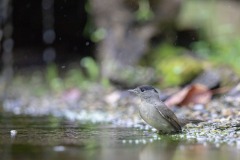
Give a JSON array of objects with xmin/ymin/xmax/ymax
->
[{"xmin": 0, "ymin": 114, "xmax": 239, "ymax": 160}]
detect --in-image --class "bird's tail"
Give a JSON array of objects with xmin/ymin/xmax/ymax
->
[{"xmin": 178, "ymin": 117, "xmax": 204, "ymax": 127}]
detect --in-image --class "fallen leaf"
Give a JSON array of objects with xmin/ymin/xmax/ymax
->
[{"xmin": 165, "ymin": 84, "xmax": 212, "ymax": 107}]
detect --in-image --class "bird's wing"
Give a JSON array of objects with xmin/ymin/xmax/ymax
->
[{"xmin": 154, "ymin": 102, "xmax": 182, "ymax": 132}]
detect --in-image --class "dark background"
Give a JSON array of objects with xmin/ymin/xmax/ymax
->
[{"xmin": 11, "ymin": 0, "xmax": 93, "ymax": 67}]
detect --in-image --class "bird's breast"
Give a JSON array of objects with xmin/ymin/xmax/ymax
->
[{"xmin": 139, "ymin": 101, "xmax": 175, "ymax": 133}]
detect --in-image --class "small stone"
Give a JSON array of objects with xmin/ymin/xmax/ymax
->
[
  {"xmin": 142, "ymin": 139, "xmax": 147, "ymax": 144},
  {"xmin": 222, "ymin": 109, "xmax": 232, "ymax": 117},
  {"xmin": 10, "ymin": 130, "xmax": 17, "ymax": 137},
  {"xmin": 193, "ymin": 104, "xmax": 205, "ymax": 111},
  {"xmin": 135, "ymin": 140, "xmax": 139, "ymax": 144},
  {"xmin": 53, "ymin": 146, "xmax": 65, "ymax": 152},
  {"xmin": 212, "ymin": 119, "xmax": 221, "ymax": 123}
]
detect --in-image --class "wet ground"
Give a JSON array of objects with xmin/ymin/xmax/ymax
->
[
  {"xmin": 1, "ymin": 76, "xmax": 240, "ymax": 159},
  {"xmin": 0, "ymin": 114, "xmax": 240, "ymax": 160}
]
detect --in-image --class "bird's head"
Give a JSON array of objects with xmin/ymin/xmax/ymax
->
[{"xmin": 128, "ymin": 85, "xmax": 159, "ymax": 99}]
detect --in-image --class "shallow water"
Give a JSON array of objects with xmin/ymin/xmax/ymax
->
[{"xmin": 0, "ymin": 114, "xmax": 239, "ymax": 160}]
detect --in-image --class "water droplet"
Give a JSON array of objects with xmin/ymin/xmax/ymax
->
[
  {"xmin": 43, "ymin": 29, "xmax": 55, "ymax": 44},
  {"xmin": 53, "ymin": 146, "xmax": 65, "ymax": 152},
  {"xmin": 10, "ymin": 130, "xmax": 17, "ymax": 137},
  {"xmin": 3, "ymin": 39, "xmax": 14, "ymax": 53},
  {"xmin": 135, "ymin": 140, "xmax": 139, "ymax": 144},
  {"xmin": 43, "ymin": 47, "xmax": 56, "ymax": 63},
  {"xmin": 142, "ymin": 139, "xmax": 146, "ymax": 144}
]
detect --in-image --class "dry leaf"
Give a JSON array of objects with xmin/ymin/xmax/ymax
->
[{"xmin": 165, "ymin": 84, "xmax": 212, "ymax": 107}]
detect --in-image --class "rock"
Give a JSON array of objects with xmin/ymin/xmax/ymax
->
[{"xmin": 191, "ymin": 69, "xmax": 220, "ymax": 89}]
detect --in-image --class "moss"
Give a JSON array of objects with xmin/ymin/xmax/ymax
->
[
  {"xmin": 192, "ymin": 39, "xmax": 240, "ymax": 76},
  {"xmin": 178, "ymin": 0, "xmax": 240, "ymax": 76},
  {"xmin": 45, "ymin": 63, "xmax": 64, "ymax": 92},
  {"xmin": 80, "ymin": 57, "xmax": 100, "ymax": 81},
  {"xmin": 158, "ymin": 56, "xmax": 203, "ymax": 87},
  {"xmin": 135, "ymin": 0, "xmax": 154, "ymax": 22},
  {"xmin": 142, "ymin": 43, "xmax": 203, "ymax": 87}
]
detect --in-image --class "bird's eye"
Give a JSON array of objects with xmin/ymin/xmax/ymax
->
[
  {"xmin": 140, "ymin": 88, "xmax": 145, "ymax": 92},
  {"xmin": 139, "ymin": 85, "xmax": 158, "ymax": 93}
]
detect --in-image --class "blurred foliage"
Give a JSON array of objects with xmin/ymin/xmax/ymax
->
[
  {"xmin": 44, "ymin": 57, "xmax": 110, "ymax": 93},
  {"xmin": 90, "ymin": 28, "xmax": 107, "ymax": 43},
  {"xmin": 142, "ymin": 43, "xmax": 203, "ymax": 87},
  {"xmin": 42, "ymin": 0, "xmax": 240, "ymax": 90},
  {"xmin": 82, "ymin": 0, "xmax": 240, "ymax": 88},
  {"xmin": 84, "ymin": 0, "xmax": 154, "ymax": 42},
  {"xmin": 11, "ymin": 60, "xmax": 110, "ymax": 97},
  {"xmin": 84, "ymin": 1, "xmax": 106, "ymax": 43},
  {"xmin": 64, "ymin": 68, "xmax": 87, "ymax": 89},
  {"xmin": 80, "ymin": 57, "xmax": 99, "ymax": 81},
  {"xmin": 178, "ymin": 0, "xmax": 240, "ymax": 75},
  {"xmin": 192, "ymin": 39, "xmax": 240, "ymax": 75},
  {"xmin": 135, "ymin": 0, "xmax": 154, "ymax": 22},
  {"xmin": 46, "ymin": 64, "xmax": 64, "ymax": 92},
  {"xmin": 83, "ymin": 0, "xmax": 97, "ymax": 42},
  {"xmin": 31, "ymin": 71, "xmax": 49, "ymax": 96},
  {"xmin": 178, "ymin": 0, "xmax": 240, "ymax": 42}
]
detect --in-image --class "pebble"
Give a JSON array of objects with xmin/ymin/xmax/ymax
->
[
  {"xmin": 222, "ymin": 108, "xmax": 232, "ymax": 117},
  {"xmin": 193, "ymin": 104, "xmax": 205, "ymax": 111},
  {"xmin": 10, "ymin": 130, "xmax": 17, "ymax": 137},
  {"xmin": 53, "ymin": 146, "xmax": 65, "ymax": 152}
]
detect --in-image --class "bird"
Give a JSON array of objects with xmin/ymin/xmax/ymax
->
[{"xmin": 128, "ymin": 85, "xmax": 203, "ymax": 134}]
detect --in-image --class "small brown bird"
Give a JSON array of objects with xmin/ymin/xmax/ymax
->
[{"xmin": 128, "ymin": 85, "xmax": 203, "ymax": 134}]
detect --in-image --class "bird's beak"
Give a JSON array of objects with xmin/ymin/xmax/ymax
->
[{"xmin": 128, "ymin": 88, "xmax": 138, "ymax": 94}]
